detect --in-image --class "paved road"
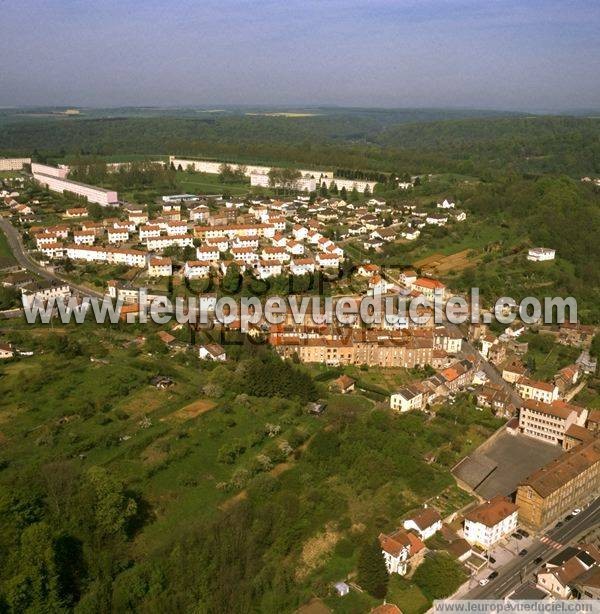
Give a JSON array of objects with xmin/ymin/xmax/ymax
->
[
  {"xmin": 461, "ymin": 496, "xmax": 600, "ymax": 599},
  {"xmin": 0, "ymin": 218, "xmax": 103, "ymax": 299}
]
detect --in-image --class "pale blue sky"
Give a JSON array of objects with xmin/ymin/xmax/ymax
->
[{"xmin": 1, "ymin": 0, "xmax": 599, "ymax": 110}]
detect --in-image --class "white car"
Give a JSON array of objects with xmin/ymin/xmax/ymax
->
[
  {"xmin": 572, "ymin": 508, "xmax": 582, "ymax": 515},
  {"xmin": 479, "ymin": 578, "xmax": 489, "ymax": 586}
]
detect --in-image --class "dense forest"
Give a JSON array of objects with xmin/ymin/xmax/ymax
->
[{"xmin": 1, "ymin": 109, "xmax": 600, "ymax": 176}]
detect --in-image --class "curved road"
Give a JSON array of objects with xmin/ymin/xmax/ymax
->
[{"xmin": 0, "ymin": 218, "xmax": 103, "ymax": 299}]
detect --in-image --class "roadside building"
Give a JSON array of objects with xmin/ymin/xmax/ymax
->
[
  {"xmin": 463, "ymin": 496, "xmax": 518, "ymax": 549},
  {"xmin": 515, "ymin": 437, "xmax": 600, "ymax": 530}
]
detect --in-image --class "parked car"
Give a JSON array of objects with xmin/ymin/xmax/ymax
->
[
  {"xmin": 534, "ymin": 557, "xmax": 544, "ymax": 565},
  {"xmin": 556, "ymin": 521, "xmax": 564, "ymax": 528},
  {"xmin": 572, "ymin": 508, "xmax": 582, "ymax": 515},
  {"xmin": 488, "ymin": 571, "xmax": 499, "ymax": 580},
  {"xmin": 512, "ymin": 532, "xmax": 523, "ymax": 540},
  {"xmin": 564, "ymin": 514, "xmax": 573, "ymax": 522},
  {"xmin": 479, "ymin": 578, "xmax": 489, "ymax": 586},
  {"xmin": 519, "ymin": 549, "xmax": 528, "ymax": 556},
  {"xmin": 488, "ymin": 556, "xmax": 496, "ymax": 564},
  {"xmin": 518, "ymin": 529, "xmax": 530, "ymax": 538}
]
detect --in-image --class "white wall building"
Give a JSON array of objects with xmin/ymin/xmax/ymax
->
[
  {"xmin": 527, "ymin": 247, "xmax": 556, "ymax": 262},
  {"xmin": 463, "ymin": 496, "xmax": 518, "ymax": 549},
  {"xmin": 0, "ymin": 157, "xmax": 31, "ymax": 171},
  {"xmin": 33, "ymin": 172, "xmax": 119, "ymax": 206}
]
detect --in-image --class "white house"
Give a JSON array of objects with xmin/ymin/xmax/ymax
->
[
  {"xmin": 463, "ymin": 496, "xmax": 518, "ymax": 549},
  {"xmin": 402, "ymin": 507, "xmax": 442, "ymax": 541},
  {"xmin": 198, "ymin": 343, "xmax": 226, "ymax": 361},
  {"xmin": 184, "ymin": 261, "xmax": 211, "ymax": 279},
  {"xmin": 390, "ymin": 384, "xmax": 425, "ymax": 413},
  {"xmin": 146, "ymin": 235, "xmax": 194, "ymax": 251},
  {"xmin": 516, "ymin": 377, "xmax": 559, "ymax": 404},
  {"xmin": 107, "ymin": 228, "xmax": 129, "ymax": 244},
  {"xmin": 437, "ymin": 199, "xmax": 455, "ymax": 209},
  {"xmin": 20, "ymin": 280, "xmax": 71, "ymax": 309},
  {"xmin": 379, "ymin": 530, "xmax": 411, "ymax": 575},
  {"xmin": 73, "ymin": 230, "xmax": 96, "ymax": 246},
  {"xmin": 316, "ymin": 253, "xmax": 340, "ymax": 269},
  {"xmin": 148, "ymin": 257, "xmax": 172, "ymax": 277},
  {"xmin": 527, "ymin": 247, "xmax": 556, "ymax": 262},
  {"xmin": 290, "ymin": 258, "xmax": 315, "ymax": 276},
  {"xmin": 139, "ymin": 225, "xmax": 162, "ymax": 241},
  {"xmin": 256, "ymin": 260, "xmax": 283, "ymax": 279},
  {"xmin": 196, "ymin": 246, "xmax": 220, "ymax": 262}
]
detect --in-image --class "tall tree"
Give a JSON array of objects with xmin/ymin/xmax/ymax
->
[{"xmin": 356, "ymin": 539, "xmax": 388, "ymax": 598}]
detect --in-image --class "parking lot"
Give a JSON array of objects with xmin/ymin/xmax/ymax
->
[
  {"xmin": 453, "ymin": 432, "xmax": 563, "ymax": 500},
  {"xmin": 464, "ymin": 530, "xmax": 537, "ymax": 588}
]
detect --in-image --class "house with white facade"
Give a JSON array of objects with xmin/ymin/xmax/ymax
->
[
  {"xmin": 516, "ymin": 377, "xmax": 559, "ymax": 404},
  {"xmin": 139, "ymin": 225, "xmax": 162, "ymax": 241},
  {"xmin": 390, "ymin": 384, "xmax": 425, "ymax": 413},
  {"xmin": 107, "ymin": 228, "xmax": 129, "ymax": 244},
  {"xmin": 290, "ymin": 258, "xmax": 316, "ymax": 276},
  {"xmin": 463, "ymin": 496, "xmax": 518, "ymax": 549},
  {"xmin": 73, "ymin": 230, "xmax": 96, "ymax": 246},
  {"xmin": 148, "ymin": 257, "xmax": 172, "ymax": 277},
  {"xmin": 403, "ymin": 507, "xmax": 442, "ymax": 541},
  {"xmin": 184, "ymin": 261, "xmax": 211, "ymax": 279},
  {"xmin": 527, "ymin": 247, "xmax": 556, "ymax": 262},
  {"xmin": 198, "ymin": 343, "xmax": 226, "ymax": 361}
]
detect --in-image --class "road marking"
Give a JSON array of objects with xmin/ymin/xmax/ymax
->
[{"xmin": 540, "ymin": 535, "xmax": 562, "ymax": 549}]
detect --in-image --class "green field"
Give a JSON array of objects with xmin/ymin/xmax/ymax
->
[
  {"xmin": 0, "ymin": 226, "xmax": 15, "ymax": 262},
  {"xmin": 0, "ymin": 318, "xmax": 501, "ymax": 612}
]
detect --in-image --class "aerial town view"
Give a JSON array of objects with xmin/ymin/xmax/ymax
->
[{"xmin": 1, "ymin": 2, "xmax": 599, "ymax": 613}]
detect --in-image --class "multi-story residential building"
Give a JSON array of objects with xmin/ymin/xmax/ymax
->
[
  {"xmin": 439, "ymin": 359, "xmax": 475, "ymax": 392},
  {"xmin": 316, "ymin": 252, "xmax": 340, "ymax": 269},
  {"xmin": 463, "ymin": 496, "xmax": 519, "ymax": 549},
  {"xmin": 272, "ymin": 333, "xmax": 434, "ymax": 368},
  {"xmin": 20, "ymin": 280, "xmax": 71, "ymax": 309},
  {"xmin": 290, "ymin": 258, "xmax": 316, "ymax": 276},
  {"xmin": 65, "ymin": 245, "xmax": 147, "ymax": 268},
  {"xmin": 379, "ymin": 530, "xmax": 412, "ymax": 575},
  {"xmin": 434, "ymin": 326, "xmax": 463, "ymax": 353},
  {"xmin": 139, "ymin": 225, "xmax": 162, "ymax": 241},
  {"xmin": 166, "ymin": 221, "xmax": 189, "ymax": 236},
  {"xmin": 413, "ymin": 277, "xmax": 447, "ymax": 301},
  {"xmin": 390, "ymin": 384, "xmax": 425, "ymax": 412},
  {"xmin": 193, "ymin": 223, "xmax": 275, "ymax": 240},
  {"xmin": 519, "ymin": 399, "xmax": 588, "ymax": 445},
  {"xmin": 35, "ymin": 232, "xmax": 62, "ymax": 248},
  {"xmin": 0, "ymin": 157, "xmax": 31, "ymax": 171},
  {"xmin": 148, "ymin": 257, "xmax": 172, "ymax": 277},
  {"xmin": 33, "ymin": 171, "xmax": 119, "ymax": 206},
  {"xmin": 184, "ymin": 261, "xmax": 211, "ymax": 279},
  {"xmin": 31, "ymin": 162, "xmax": 69, "ymax": 179},
  {"xmin": 146, "ymin": 235, "xmax": 194, "ymax": 251},
  {"xmin": 515, "ymin": 437, "xmax": 600, "ymax": 530},
  {"xmin": 516, "ymin": 377, "xmax": 559, "ymax": 404},
  {"xmin": 107, "ymin": 228, "xmax": 129, "ymax": 244},
  {"xmin": 73, "ymin": 230, "xmax": 96, "ymax": 246}
]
